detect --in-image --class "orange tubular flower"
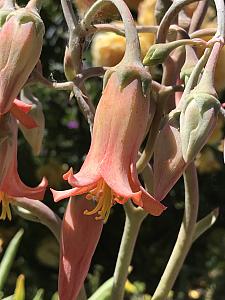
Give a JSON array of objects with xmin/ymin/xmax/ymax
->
[
  {"xmin": 52, "ymin": 73, "xmax": 166, "ymax": 221},
  {"xmin": 0, "ymin": 113, "xmax": 47, "ymax": 220}
]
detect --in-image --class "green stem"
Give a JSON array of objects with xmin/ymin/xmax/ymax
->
[
  {"xmin": 175, "ymin": 47, "xmax": 212, "ymax": 112},
  {"xmin": 81, "ymin": 0, "xmax": 141, "ymax": 63},
  {"xmin": 189, "ymin": 0, "xmax": 208, "ymax": 34},
  {"xmin": 26, "ymin": 0, "xmax": 42, "ymax": 11},
  {"xmin": 11, "ymin": 197, "xmax": 62, "ymax": 242},
  {"xmin": 61, "ymin": 0, "xmax": 78, "ymax": 31},
  {"xmin": 214, "ymin": 0, "xmax": 225, "ymax": 40},
  {"xmin": 156, "ymin": 0, "xmax": 198, "ymax": 43},
  {"xmin": 152, "ymin": 162, "xmax": 199, "ymax": 300},
  {"xmin": 111, "ymin": 202, "xmax": 147, "ymax": 300},
  {"xmin": 198, "ymin": 42, "xmax": 223, "ymax": 94}
]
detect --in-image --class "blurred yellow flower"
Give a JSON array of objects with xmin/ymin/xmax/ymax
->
[
  {"xmin": 195, "ymin": 148, "xmax": 221, "ymax": 174},
  {"xmin": 125, "ymin": 279, "xmax": 139, "ymax": 294},
  {"xmin": 138, "ymin": 0, "xmax": 156, "ymax": 26},
  {"xmin": 92, "ymin": 0, "xmax": 157, "ymax": 67},
  {"xmin": 92, "ymin": 31, "xmax": 125, "ymax": 67},
  {"xmin": 91, "ymin": 30, "xmax": 155, "ymax": 66},
  {"xmin": 208, "ymin": 116, "xmax": 224, "ymax": 146},
  {"xmin": 188, "ymin": 289, "xmax": 202, "ymax": 299}
]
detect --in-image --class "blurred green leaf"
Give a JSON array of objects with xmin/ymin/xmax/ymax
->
[
  {"xmin": 33, "ymin": 289, "xmax": 44, "ymax": 300},
  {"xmin": 0, "ymin": 229, "xmax": 24, "ymax": 291},
  {"xmin": 51, "ymin": 292, "xmax": 59, "ymax": 300},
  {"xmin": 1, "ymin": 296, "xmax": 13, "ymax": 300},
  {"xmin": 88, "ymin": 277, "xmax": 113, "ymax": 300}
]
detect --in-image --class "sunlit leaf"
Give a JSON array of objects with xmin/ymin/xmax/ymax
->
[{"xmin": 0, "ymin": 229, "xmax": 24, "ymax": 290}]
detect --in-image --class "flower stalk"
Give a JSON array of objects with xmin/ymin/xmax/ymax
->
[
  {"xmin": 11, "ymin": 197, "xmax": 61, "ymax": 242},
  {"xmin": 82, "ymin": 0, "xmax": 141, "ymax": 63},
  {"xmin": 111, "ymin": 201, "xmax": 147, "ymax": 300},
  {"xmin": 152, "ymin": 163, "xmax": 199, "ymax": 300}
]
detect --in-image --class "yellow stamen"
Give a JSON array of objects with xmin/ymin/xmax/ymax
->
[
  {"xmin": 0, "ymin": 192, "xmax": 12, "ymax": 221},
  {"xmin": 84, "ymin": 180, "xmax": 113, "ymax": 222}
]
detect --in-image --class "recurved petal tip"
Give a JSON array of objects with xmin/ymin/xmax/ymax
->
[{"xmin": 63, "ymin": 167, "xmax": 74, "ymax": 181}]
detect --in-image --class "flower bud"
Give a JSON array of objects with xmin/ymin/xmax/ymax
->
[
  {"xmin": 153, "ymin": 120, "xmax": 186, "ymax": 201},
  {"xmin": 0, "ymin": 6, "xmax": 44, "ymax": 114},
  {"xmin": 64, "ymin": 46, "xmax": 77, "ymax": 81},
  {"xmin": 180, "ymin": 91, "xmax": 221, "ymax": 163},
  {"xmin": 143, "ymin": 43, "xmax": 172, "ymax": 66},
  {"xmin": 19, "ymin": 88, "xmax": 45, "ymax": 156},
  {"xmin": 143, "ymin": 39, "xmax": 205, "ymax": 66}
]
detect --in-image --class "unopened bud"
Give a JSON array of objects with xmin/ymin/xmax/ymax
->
[
  {"xmin": 64, "ymin": 46, "xmax": 77, "ymax": 81},
  {"xmin": 180, "ymin": 91, "xmax": 220, "ymax": 163},
  {"xmin": 143, "ymin": 39, "xmax": 206, "ymax": 66},
  {"xmin": 153, "ymin": 120, "xmax": 186, "ymax": 201}
]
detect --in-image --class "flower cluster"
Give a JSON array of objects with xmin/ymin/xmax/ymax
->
[{"xmin": 0, "ymin": 1, "xmax": 47, "ymax": 220}]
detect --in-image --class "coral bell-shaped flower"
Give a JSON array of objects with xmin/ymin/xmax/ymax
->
[
  {"xmin": 0, "ymin": 5, "xmax": 44, "ymax": 114},
  {"xmin": 59, "ymin": 196, "xmax": 103, "ymax": 300},
  {"xmin": 52, "ymin": 72, "xmax": 166, "ymax": 221},
  {"xmin": 0, "ymin": 113, "xmax": 47, "ymax": 220}
]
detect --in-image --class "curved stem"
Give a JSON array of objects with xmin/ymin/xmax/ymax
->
[
  {"xmin": 189, "ymin": 0, "xmax": 208, "ymax": 34},
  {"xmin": 26, "ymin": 0, "xmax": 42, "ymax": 11},
  {"xmin": 152, "ymin": 163, "xmax": 199, "ymax": 300},
  {"xmin": 190, "ymin": 28, "xmax": 216, "ymax": 39},
  {"xmin": 176, "ymin": 47, "xmax": 212, "ymax": 111},
  {"xmin": 61, "ymin": 0, "xmax": 78, "ymax": 31},
  {"xmin": 90, "ymin": 24, "xmax": 158, "ymax": 36},
  {"xmin": 82, "ymin": 0, "xmax": 141, "ymax": 63},
  {"xmin": 156, "ymin": 0, "xmax": 198, "ymax": 43},
  {"xmin": 198, "ymin": 41, "xmax": 224, "ymax": 93},
  {"xmin": 11, "ymin": 197, "xmax": 62, "ymax": 242},
  {"xmin": 111, "ymin": 202, "xmax": 147, "ymax": 300},
  {"xmin": 214, "ymin": 0, "xmax": 225, "ymax": 40}
]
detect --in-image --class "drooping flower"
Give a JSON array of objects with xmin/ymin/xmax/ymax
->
[
  {"xmin": 59, "ymin": 196, "xmax": 103, "ymax": 300},
  {"xmin": 0, "ymin": 113, "xmax": 47, "ymax": 220},
  {"xmin": 51, "ymin": 72, "xmax": 166, "ymax": 221},
  {"xmin": 0, "ymin": 5, "xmax": 44, "ymax": 114}
]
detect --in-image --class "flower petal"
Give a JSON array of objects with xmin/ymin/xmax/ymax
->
[
  {"xmin": 10, "ymin": 100, "xmax": 37, "ymax": 129},
  {"xmin": 59, "ymin": 197, "xmax": 103, "ymax": 300},
  {"xmin": 51, "ymin": 184, "xmax": 96, "ymax": 202}
]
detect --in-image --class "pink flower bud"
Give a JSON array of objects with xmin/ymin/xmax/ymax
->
[{"xmin": 0, "ymin": 7, "xmax": 44, "ymax": 114}]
